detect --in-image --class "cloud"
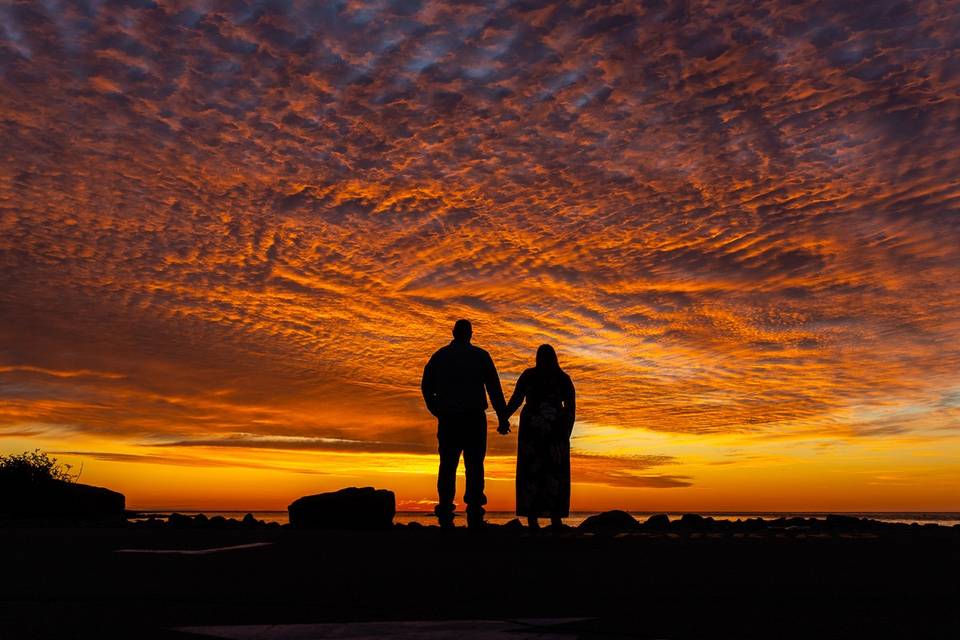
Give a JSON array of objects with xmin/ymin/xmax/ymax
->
[
  {"xmin": 1, "ymin": 0, "xmax": 959, "ymax": 496},
  {"xmin": 49, "ymin": 450, "xmax": 330, "ymax": 475},
  {"xmin": 155, "ymin": 432, "xmax": 436, "ymax": 455},
  {"xmin": 571, "ymin": 452, "xmax": 692, "ymax": 488},
  {"xmin": 584, "ymin": 473, "xmax": 693, "ymax": 489}
]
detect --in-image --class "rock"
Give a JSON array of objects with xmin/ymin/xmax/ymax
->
[
  {"xmin": 504, "ymin": 518, "xmax": 524, "ymax": 531},
  {"xmin": 242, "ymin": 513, "xmax": 259, "ymax": 527},
  {"xmin": 193, "ymin": 513, "xmax": 209, "ymax": 526},
  {"xmin": 209, "ymin": 515, "xmax": 227, "ymax": 528},
  {"xmin": 168, "ymin": 513, "xmax": 193, "ymax": 528},
  {"xmin": 643, "ymin": 514, "xmax": 670, "ymax": 530},
  {"xmin": 714, "ymin": 519, "xmax": 734, "ymax": 531},
  {"xmin": 578, "ymin": 510, "xmax": 641, "ymax": 533},
  {"xmin": 0, "ymin": 478, "xmax": 125, "ymax": 521},
  {"xmin": 743, "ymin": 517, "xmax": 767, "ymax": 531},
  {"xmin": 288, "ymin": 487, "xmax": 396, "ymax": 530},
  {"xmin": 825, "ymin": 514, "xmax": 861, "ymax": 529},
  {"xmin": 676, "ymin": 513, "xmax": 706, "ymax": 529}
]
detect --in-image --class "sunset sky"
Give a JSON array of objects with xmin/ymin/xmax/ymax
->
[{"xmin": 1, "ymin": 0, "xmax": 959, "ymax": 512}]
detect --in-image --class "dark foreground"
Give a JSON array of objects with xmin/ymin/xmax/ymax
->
[{"xmin": 2, "ymin": 518, "xmax": 958, "ymax": 639}]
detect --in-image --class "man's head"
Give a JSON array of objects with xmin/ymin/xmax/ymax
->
[{"xmin": 452, "ymin": 319, "xmax": 473, "ymax": 342}]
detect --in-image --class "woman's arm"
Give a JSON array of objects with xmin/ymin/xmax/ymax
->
[
  {"xmin": 565, "ymin": 376, "xmax": 576, "ymax": 437},
  {"xmin": 504, "ymin": 370, "xmax": 528, "ymax": 418}
]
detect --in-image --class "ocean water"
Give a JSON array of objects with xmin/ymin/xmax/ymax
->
[{"xmin": 132, "ymin": 510, "xmax": 960, "ymax": 527}]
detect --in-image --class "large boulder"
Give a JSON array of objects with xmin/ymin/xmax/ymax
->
[
  {"xmin": 0, "ymin": 479, "xmax": 125, "ymax": 520},
  {"xmin": 578, "ymin": 509, "xmax": 641, "ymax": 533},
  {"xmin": 288, "ymin": 487, "xmax": 395, "ymax": 530}
]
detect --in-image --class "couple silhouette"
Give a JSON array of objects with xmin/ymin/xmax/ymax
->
[{"xmin": 421, "ymin": 319, "xmax": 576, "ymax": 530}]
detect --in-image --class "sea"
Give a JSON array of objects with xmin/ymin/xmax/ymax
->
[{"xmin": 130, "ymin": 510, "xmax": 960, "ymax": 527}]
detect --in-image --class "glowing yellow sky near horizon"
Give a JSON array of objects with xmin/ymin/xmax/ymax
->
[
  {"xmin": 2, "ymin": 1, "xmax": 960, "ymax": 511},
  {"xmin": 4, "ymin": 425, "xmax": 960, "ymax": 511}
]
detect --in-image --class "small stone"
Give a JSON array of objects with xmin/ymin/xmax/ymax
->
[
  {"xmin": 168, "ymin": 513, "xmax": 193, "ymax": 528},
  {"xmin": 676, "ymin": 513, "xmax": 707, "ymax": 530}
]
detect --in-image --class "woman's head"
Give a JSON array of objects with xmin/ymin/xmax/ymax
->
[{"xmin": 535, "ymin": 344, "xmax": 560, "ymax": 370}]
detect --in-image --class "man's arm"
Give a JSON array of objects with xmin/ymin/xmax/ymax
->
[
  {"xmin": 421, "ymin": 355, "xmax": 440, "ymax": 417},
  {"xmin": 483, "ymin": 352, "xmax": 507, "ymax": 418}
]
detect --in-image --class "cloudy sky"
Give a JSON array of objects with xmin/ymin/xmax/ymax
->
[{"xmin": 1, "ymin": 0, "xmax": 958, "ymax": 511}]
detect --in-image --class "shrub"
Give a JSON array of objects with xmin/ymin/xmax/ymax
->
[{"xmin": 0, "ymin": 449, "xmax": 79, "ymax": 484}]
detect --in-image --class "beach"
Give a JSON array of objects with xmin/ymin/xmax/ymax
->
[{"xmin": 3, "ymin": 516, "xmax": 958, "ymax": 639}]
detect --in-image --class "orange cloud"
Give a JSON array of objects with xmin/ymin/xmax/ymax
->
[{"xmin": 1, "ymin": 0, "xmax": 959, "ymax": 510}]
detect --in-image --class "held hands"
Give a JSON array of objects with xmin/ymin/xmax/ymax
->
[{"xmin": 497, "ymin": 415, "xmax": 512, "ymax": 435}]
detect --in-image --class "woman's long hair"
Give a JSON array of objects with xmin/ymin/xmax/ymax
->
[{"xmin": 535, "ymin": 344, "xmax": 561, "ymax": 373}]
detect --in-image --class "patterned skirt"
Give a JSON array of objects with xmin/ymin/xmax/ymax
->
[{"xmin": 516, "ymin": 401, "xmax": 571, "ymax": 518}]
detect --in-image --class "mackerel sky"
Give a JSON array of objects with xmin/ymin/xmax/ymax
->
[{"xmin": 2, "ymin": 0, "xmax": 959, "ymax": 509}]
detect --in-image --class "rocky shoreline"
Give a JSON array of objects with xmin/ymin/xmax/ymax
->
[
  {"xmin": 7, "ymin": 482, "xmax": 957, "ymax": 539},
  {"xmin": 113, "ymin": 508, "xmax": 960, "ymax": 538},
  {"xmin": 4, "ymin": 513, "xmax": 959, "ymax": 639},
  {"xmin": 4, "ymin": 486, "xmax": 958, "ymax": 638},
  {"xmin": 7, "ymin": 507, "xmax": 958, "ymax": 543}
]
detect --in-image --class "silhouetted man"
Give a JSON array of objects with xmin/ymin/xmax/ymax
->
[{"xmin": 421, "ymin": 319, "xmax": 508, "ymax": 529}]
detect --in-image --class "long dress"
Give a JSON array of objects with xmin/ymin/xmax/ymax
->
[{"xmin": 507, "ymin": 367, "xmax": 575, "ymax": 518}]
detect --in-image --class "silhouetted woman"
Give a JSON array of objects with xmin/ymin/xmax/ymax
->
[{"xmin": 503, "ymin": 344, "xmax": 575, "ymax": 530}]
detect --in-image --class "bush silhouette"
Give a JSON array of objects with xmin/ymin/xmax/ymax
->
[{"xmin": 0, "ymin": 449, "xmax": 79, "ymax": 484}]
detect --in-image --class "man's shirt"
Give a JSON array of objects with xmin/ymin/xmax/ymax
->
[{"xmin": 421, "ymin": 340, "xmax": 507, "ymax": 417}]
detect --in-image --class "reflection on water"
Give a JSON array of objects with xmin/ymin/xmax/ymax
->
[{"xmin": 133, "ymin": 510, "xmax": 960, "ymax": 527}]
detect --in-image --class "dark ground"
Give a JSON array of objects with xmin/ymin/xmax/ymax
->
[{"xmin": 2, "ymin": 520, "xmax": 958, "ymax": 639}]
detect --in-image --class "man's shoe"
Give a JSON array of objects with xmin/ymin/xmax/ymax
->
[{"xmin": 435, "ymin": 504, "xmax": 455, "ymax": 529}]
